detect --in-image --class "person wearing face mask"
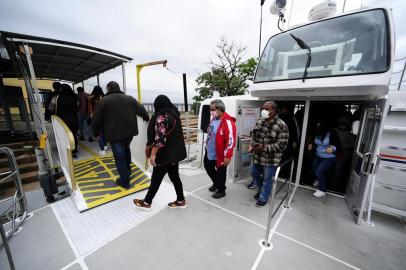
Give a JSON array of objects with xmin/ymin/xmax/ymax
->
[
  {"xmin": 203, "ymin": 99, "xmax": 237, "ymax": 199},
  {"xmin": 308, "ymin": 120, "xmax": 340, "ymax": 198},
  {"xmin": 249, "ymin": 101, "xmax": 289, "ymax": 207}
]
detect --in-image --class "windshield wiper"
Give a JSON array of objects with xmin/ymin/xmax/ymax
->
[{"xmin": 290, "ymin": 34, "xmax": 311, "ymax": 82}]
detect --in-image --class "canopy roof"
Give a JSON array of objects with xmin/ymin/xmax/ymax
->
[{"xmin": 0, "ymin": 31, "xmax": 132, "ymax": 83}]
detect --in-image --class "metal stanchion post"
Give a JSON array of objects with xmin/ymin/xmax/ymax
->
[
  {"xmin": 0, "ymin": 224, "xmax": 16, "ymax": 270},
  {"xmin": 285, "ymin": 159, "xmax": 295, "ymax": 209},
  {"xmin": 199, "ymin": 132, "xmax": 205, "ymax": 168},
  {"xmin": 262, "ymin": 167, "xmax": 280, "ymax": 248}
]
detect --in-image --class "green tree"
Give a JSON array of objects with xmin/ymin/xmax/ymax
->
[{"xmin": 193, "ymin": 38, "xmax": 257, "ymax": 102}]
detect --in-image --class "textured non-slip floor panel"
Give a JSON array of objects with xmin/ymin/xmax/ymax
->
[
  {"xmin": 73, "ymin": 155, "xmax": 150, "ymax": 209},
  {"xmin": 52, "ymin": 181, "xmax": 176, "ymax": 255}
]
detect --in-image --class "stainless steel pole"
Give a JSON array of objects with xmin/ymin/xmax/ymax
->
[
  {"xmin": 0, "ymin": 224, "xmax": 15, "ymax": 270},
  {"xmin": 286, "ymin": 159, "xmax": 295, "ymax": 208},
  {"xmin": 397, "ymin": 60, "xmax": 406, "ymax": 91},
  {"xmin": 263, "ymin": 167, "xmax": 280, "ymax": 247}
]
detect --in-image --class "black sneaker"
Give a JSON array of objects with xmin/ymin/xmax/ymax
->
[
  {"xmin": 212, "ymin": 192, "xmax": 226, "ymax": 199},
  {"xmin": 115, "ymin": 178, "xmax": 130, "ymax": 189},
  {"xmin": 247, "ymin": 182, "xmax": 257, "ymax": 189},
  {"xmin": 256, "ymin": 200, "xmax": 267, "ymax": 208},
  {"xmin": 208, "ymin": 185, "xmax": 217, "ymax": 192},
  {"xmin": 79, "ymin": 136, "xmax": 85, "ymax": 141},
  {"xmin": 254, "ymin": 192, "xmax": 260, "ymax": 200},
  {"xmin": 88, "ymin": 137, "xmax": 94, "ymax": 142},
  {"xmin": 46, "ymin": 195, "xmax": 55, "ymax": 203}
]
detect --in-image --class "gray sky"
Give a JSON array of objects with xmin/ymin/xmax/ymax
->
[{"xmin": 0, "ymin": 0, "xmax": 405, "ymax": 101}]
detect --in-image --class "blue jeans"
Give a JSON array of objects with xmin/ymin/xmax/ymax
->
[
  {"xmin": 110, "ymin": 138, "xmax": 133, "ymax": 185},
  {"xmin": 312, "ymin": 156, "xmax": 336, "ymax": 192},
  {"xmin": 97, "ymin": 132, "xmax": 107, "ymax": 151},
  {"xmin": 251, "ymin": 163, "xmax": 277, "ymax": 203},
  {"xmin": 78, "ymin": 113, "xmax": 90, "ymax": 138}
]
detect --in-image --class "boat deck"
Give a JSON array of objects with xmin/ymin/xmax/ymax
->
[{"xmin": 1, "ymin": 142, "xmax": 405, "ymax": 270}]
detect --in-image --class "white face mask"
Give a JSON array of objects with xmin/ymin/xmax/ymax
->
[
  {"xmin": 210, "ymin": 110, "xmax": 218, "ymax": 119},
  {"xmin": 261, "ymin": 109, "xmax": 270, "ymax": 119}
]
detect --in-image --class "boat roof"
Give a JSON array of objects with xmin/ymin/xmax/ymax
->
[{"xmin": 0, "ymin": 31, "xmax": 132, "ymax": 83}]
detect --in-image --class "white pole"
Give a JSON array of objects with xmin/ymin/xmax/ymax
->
[
  {"xmin": 295, "ymin": 99, "xmax": 310, "ymax": 185},
  {"xmin": 342, "ymin": 0, "xmax": 347, "ymax": 13},
  {"xmin": 287, "ymin": 0, "xmax": 295, "ymax": 27},
  {"xmin": 122, "ymin": 62, "xmax": 127, "ymax": 93}
]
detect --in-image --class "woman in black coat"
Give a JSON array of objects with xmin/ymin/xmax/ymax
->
[
  {"xmin": 134, "ymin": 95, "xmax": 187, "ymax": 210},
  {"xmin": 56, "ymin": 84, "xmax": 79, "ymax": 157}
]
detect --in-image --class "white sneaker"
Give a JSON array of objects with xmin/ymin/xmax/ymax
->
[
  {"xmin": 104, "ymin": 145, "xmax": 108, "ymax": 151},
  {"xmin": 313, "ymin": 180, "xmax": 319, "ymax": 187},
  {"xmin": 99, "ymin": 150, "xmax": 106, "ymax": 155},
  {"xmin": 313, "ymin": 190, "xmax": 326, "ymax": 198}
]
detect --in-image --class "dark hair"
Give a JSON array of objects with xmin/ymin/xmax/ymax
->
[
  {"xmin": 265, "ymin": 101, "xmax": 278, "ymax": 112},
  {"xmin": 91, "ymin": 86, "xmax": 104, "ymax": 97},
  {"xmin": 61, "ymin": 84, "xmax": 76, "ymax": 97},
  {"xmin": 52, "ymin": 81, "xmax": 61, "ymax": 91},
  {"xmin": 77, "ymin": 87, "xmax": 84, "ymax": 93},
  {"xmin": 153, "ymin": 95, "xmax": 176, "ymax": 112},
  {"xmin": 316, "ymin": 120, "xmax": 331, "ymax": 141},
  {"xmin": 106, "ymin": 81, "xmax": 120, "ymax": 92}
]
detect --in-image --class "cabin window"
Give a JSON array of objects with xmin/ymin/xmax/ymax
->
[{"xmin": 254, "ymin": 9, "xmax": 389, "ymax": 83}]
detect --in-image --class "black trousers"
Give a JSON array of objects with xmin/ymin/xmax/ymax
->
[
  {"xmin": 203, "ymin": 152, "xmax": 227, "ymax": 193},
  {"xmin": 144, "ymin": 163, "xmax": 185, "ymax": 204}
]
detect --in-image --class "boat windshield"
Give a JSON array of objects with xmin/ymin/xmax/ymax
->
[{"xmin": 254, "ymin": 9, "xmax": 389, "ymax": 83}]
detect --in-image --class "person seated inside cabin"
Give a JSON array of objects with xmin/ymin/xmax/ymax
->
[{"xmin": 307, "ymin": 120, "xmax": 340, "ymax": 198}]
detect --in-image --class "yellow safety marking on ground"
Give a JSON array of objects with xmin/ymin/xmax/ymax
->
[{"xmin": 73, "ymin": 143, "xmax": 150, "ymax": 210}]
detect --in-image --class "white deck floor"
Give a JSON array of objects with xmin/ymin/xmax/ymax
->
[{"xmin": 1, "ymin": 142, "xmax": 405, "ymax": 270}]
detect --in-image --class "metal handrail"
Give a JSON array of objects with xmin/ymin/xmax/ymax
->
[
  {"xmin": 262, "ymin": 157, "xmax": 295, "ymax": 248},
  {"xmin": 0, "ymin": 147, "xmax": 30, "ymax": 270},
  {"xmin": 180, "ymin": 127, "xmax": 205, "ymax": 169},
  {"xmin": 0, "ymin": 223, "xmax": 15, "ymax": 270},
  {"xmin": 0, "ymin": 147, "xmax": 29, "ymax": 237}
]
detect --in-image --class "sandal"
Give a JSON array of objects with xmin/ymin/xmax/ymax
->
[{"xmin": 133, "ymin": 199, "xmax": 151, "ymax": 211}]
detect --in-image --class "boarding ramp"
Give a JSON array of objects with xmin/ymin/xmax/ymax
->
[{"xmin": 52, "ymin": 116, "xmax": 150, "ymax": 212}]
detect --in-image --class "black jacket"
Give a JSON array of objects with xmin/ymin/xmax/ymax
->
[
  {"xmin": 92, "ymin": 90, "xmax": 149, "ymax": 142},
  {"xmin": 56, "ymin": 92, "xmax": 78, "ymax": 130},
  {"xmin": 147, "ymin": 107, "xmax": 186, "ymax": 166}
]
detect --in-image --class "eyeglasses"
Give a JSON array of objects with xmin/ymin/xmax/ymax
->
[{"xmin": 210, "ymin": 108, "xmax": 216, "ymax": 111}]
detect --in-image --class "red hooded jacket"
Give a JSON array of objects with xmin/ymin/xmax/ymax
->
[{"xmin": 207, "ymin": 112, "xmax": 237, "ymax": 168}]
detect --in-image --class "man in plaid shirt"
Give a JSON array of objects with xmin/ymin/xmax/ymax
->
[{"xmin": 249, "ymin": 101, "xmax": 289, "ymax": 207}]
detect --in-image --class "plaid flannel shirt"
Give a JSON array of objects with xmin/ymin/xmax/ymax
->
[{"xmin": 251, "ymin": 116, "xmax": 289, "ymax": 167}]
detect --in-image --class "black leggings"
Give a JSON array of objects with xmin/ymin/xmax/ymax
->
[
  {"xmin": 203, "ymin": 152, "xmax": 227, "ymax": 193},
  {"xmin": 144, "ymin": 163, "xmax": 184, "ymax": 204}
]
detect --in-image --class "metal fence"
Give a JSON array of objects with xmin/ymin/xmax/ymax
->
[{"xmin": 179, "ymin": 127, "xmax": 205, "ymax": 169}]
